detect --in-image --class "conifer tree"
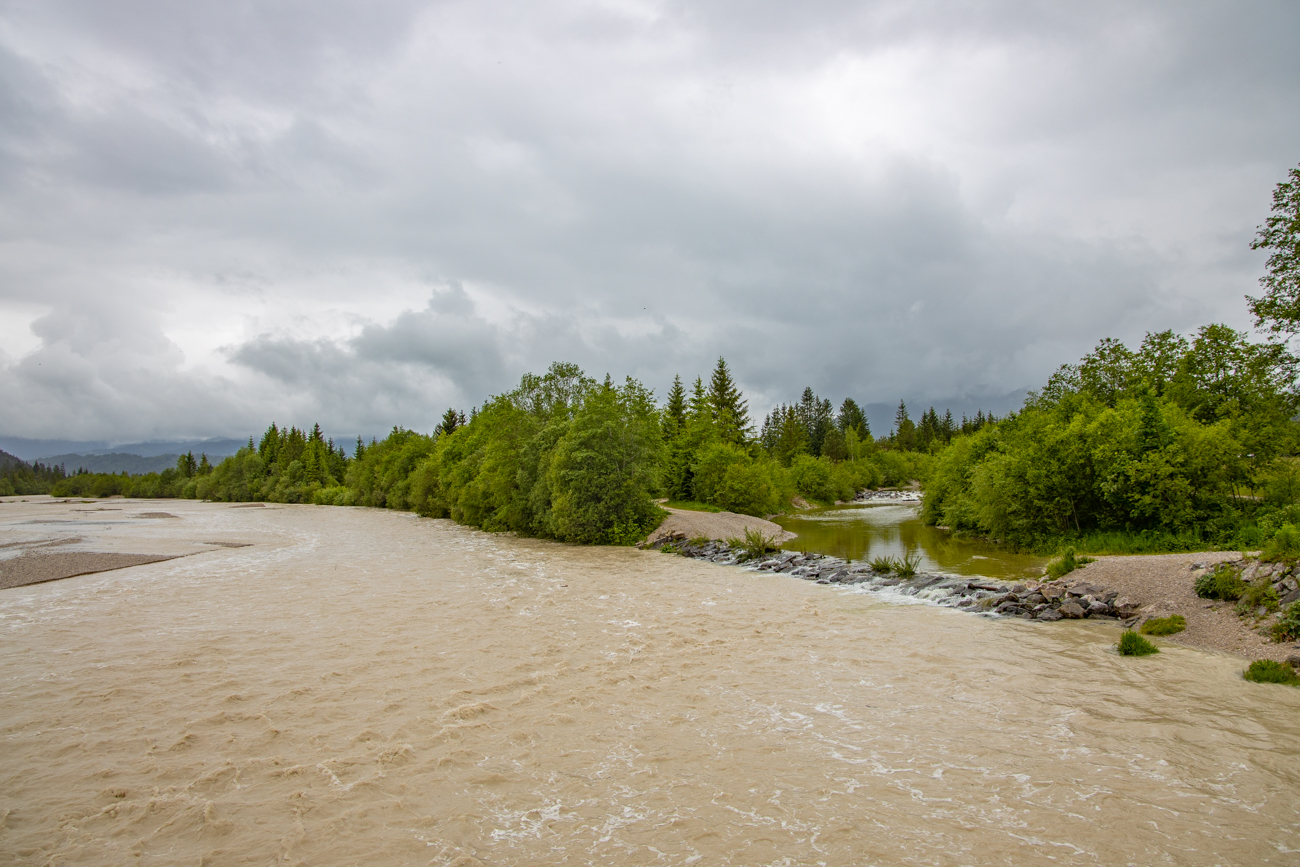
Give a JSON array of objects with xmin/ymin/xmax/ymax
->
[
  {"xmin": 892, "ymin": 401, "xmax": 916, "ymax": 451},
  {"xmin": 836, "ymin": 398, "xmax": 870, "ymax": 441},
  {"xmin": 707, "ymin": 357, "xmax": 750, "ymax": 444},
  {"xmin": 436, "ymin": 407, "xmax": 466, "ymax": 437},
  {"xmin": 663, "ymin": 375, "xmax": 686, "ymax": 438}
]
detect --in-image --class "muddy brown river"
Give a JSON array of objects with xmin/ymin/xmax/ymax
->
[{"xmin": 1, "ymin": 498, "xmax": 1298, "ymax": 865}]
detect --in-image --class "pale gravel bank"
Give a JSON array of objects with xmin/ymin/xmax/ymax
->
[
  {"xmin": 1064, "ymin": 552, "xmax": 1300, "ymax": 663},
  {"xmin": 643, "ymin": 506, "xmax": 795, "ymax": 547}
]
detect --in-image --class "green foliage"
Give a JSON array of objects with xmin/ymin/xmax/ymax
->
[
  {"xmin": 1117, "ymin": 632, "xmax": 1160, "ymax": 656},
  {"xmin": 4, "ymin": 456, "xmax": 69, "ymax": 496},
  {"xmin": 1195, "ymin": 564, "xmax": 1247, "ymax": 601},
  {"xmin": 727, "ymin": 527, "xmax": 783, "ymax": 560},
  {"xmin": 1262, "ymin": 523, "xmax": 1300, "ymax": 561},
  {"xmin": 1140, "ymin": 615, "xmax": 1186, "ymax": 636},
  {"xmin": 1271, "ymin": 602, "xmax": 1300, "ymax": 642},
  {"xmin": 1045, "ymin": 547, "xmax": 1094, "ymax": 579},
  {"xmin": 790, "ymin": 454, "xmax": 833, "ymax": 502},
  {"xmin": 1236, "ymin": 578, "xmax": 1279, "ymax": 616},
  {"xmin": 921, "ymin": 323, "xmax": 1299, "ymax": 549},
  {"xmin": 1242, "ymin": 659, "xmax": 1300, "ymax": 685},
  {"xmin": 546, "ymin": 378, "xmax": 666, "ymax": 543},
  {"xmin": 664, "ymin": 500, "xmax": 724, "ymax": 513},
  {"xmin": 1246, "ymin": 162, "xmax": 1300, "ymax": 337}
]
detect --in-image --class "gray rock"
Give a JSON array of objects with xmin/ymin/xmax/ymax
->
[
  {"xmin": 1087, "ymin": 600, "xmax": 1111, "ymax": 616},
  {"xmin": 1023, "ymin": 592, "xmax": 1047, "ymax": 605},
  {"xmin": 1287, "ymin": 655, "xmax": 1300, "ymax": 670},
  {"xmin": 1281, "ymin": 588, "xmax": 1300, "ymax": 606},
  {"xmin": 1059, "ymin": 601, "xmax": 1086, "ymax": 619},
  {"xmin": 1037, "ymin": 608, "xmax": 1064, "ymax": 622},
  {"xmin": 1041, "ymin": 585, "xmax": 1065, "ymax": 602},
  {"xmin": 1114, "ymin": 596, "xmax": 1141, "ymax": 616}
]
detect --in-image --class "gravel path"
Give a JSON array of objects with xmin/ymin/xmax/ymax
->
[{"xmin": 1072, "ymin": 552, "xmax": 1300, "ymax": 662}]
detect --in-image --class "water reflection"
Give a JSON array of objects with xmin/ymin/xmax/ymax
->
[{"xmin": 772, "ymin": 503, "xmax": 1047, "ymax": 580}]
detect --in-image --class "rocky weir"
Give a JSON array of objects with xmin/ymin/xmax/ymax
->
[{"xmin": 646, "ymin": 533, "xmax": 1144, "ymax": 624}]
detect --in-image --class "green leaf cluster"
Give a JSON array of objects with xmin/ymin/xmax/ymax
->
[{"xmin": 922, "ymin": 325, "xmax": 1300, "ymax": 550}]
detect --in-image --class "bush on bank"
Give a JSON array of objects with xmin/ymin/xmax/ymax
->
[{"xmin": 921, "ymin": 326, "xmax": 1300, "ymax": 554}]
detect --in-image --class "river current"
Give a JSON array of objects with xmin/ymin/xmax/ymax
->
[{"xmin": 1, "ymin": 499, "xmax": 1298, "ymax": 865}]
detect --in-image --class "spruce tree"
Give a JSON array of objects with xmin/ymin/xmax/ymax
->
[
  {"xmin": 893, "ymin": 401, "xmax": 915, "ymax": 451},
  {"xmin": 707, "ymin": 357, "xmax": 750, "ymax": 443},
  {"xmin": 836, "ymin": 398, "xmax": 870, "ymax": 440},
  {"xmin": 663, "ymin": 374, "xmax": 686, "ymax": 438}
]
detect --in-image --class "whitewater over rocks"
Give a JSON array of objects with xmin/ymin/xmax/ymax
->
[{"xmin": 648, "ymin": 533, "xmax": 1144, "ymax": 623}]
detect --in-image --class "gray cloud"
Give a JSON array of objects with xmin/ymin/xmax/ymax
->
[{"xmin": 1, "ymin": 0, "xmax": 1297, "ymax": 441}]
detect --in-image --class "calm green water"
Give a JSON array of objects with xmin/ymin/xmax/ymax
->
[{"xmin": 773, "ymin": 503, "xmax": 1047, "ymax": 581}]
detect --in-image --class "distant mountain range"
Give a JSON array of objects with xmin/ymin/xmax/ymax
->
[
  {"xmin": 37, "ymin": 453, "xmax": 186, "ymax": 475},
  {"xmin": 0, "ymin": 437, "xmax": 249, "ymax": 463}
]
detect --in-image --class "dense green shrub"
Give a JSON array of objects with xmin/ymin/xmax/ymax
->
[
  {"xmin": 1262, "ymin": 523, "xmax": 1300, "ymax": 561},
  {"xmin": 1243, "ymin": 659, "xmax": 1300, "ymax": 685},
  {"xmin": 1117, "ymin": 632, "xmax": 1160, "ymax": 656},
  {"xmin": 921, "ymin": 325, "xmax": 1300, "ymax": 550},
  {"xmin": 1140, "ymin": 615, "xmax": 1186, "ymax": 636},
  {"xmin": 1195, "ymin": 564, "xmax": 1247, "ymax": 601}
]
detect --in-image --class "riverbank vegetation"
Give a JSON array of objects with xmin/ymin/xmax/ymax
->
[
  {"xmin": 25, "ymin": 164, "xmax": 1300, "ymax": 552},
  {"xmin": 32, "ymin": 358, "xmax": 952, "ymax": 545},
  {"xmin": 920, "ymin": 324, "xmax": 1300, "ymax": 553}
]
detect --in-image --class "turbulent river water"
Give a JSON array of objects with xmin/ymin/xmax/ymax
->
[{"xmin": 2, "ymin": 499, "xmax": 1299, "ymax": 865}]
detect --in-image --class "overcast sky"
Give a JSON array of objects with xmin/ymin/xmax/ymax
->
[{"xmin": 1, "ymin": 0, "xmax": 1298, "ymax": 442}]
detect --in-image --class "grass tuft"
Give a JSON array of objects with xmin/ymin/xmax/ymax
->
[
  {"xmin": 868, "ymin": 553, "xmax": 921, "ymax": 577},
  {"xmin": 1045, "ymin": 547, "xmax": 1095, "ymax": 580},
  {"xmin": 1243, "ymin": 659, "xmax": 1300, "ymax": 685},
  {"xmin": 1117, "ymin": 631, "xmax": 1159, "ymax": 656},
  {"xmin": 1140, "ymin": 615, "xmax": 1186, "ymax": 636},
  {"xmin": 726, "ymin": 528, "xmax": 783, "ymax": 561}
]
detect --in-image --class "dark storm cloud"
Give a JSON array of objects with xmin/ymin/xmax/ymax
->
[{"xmin": 1, "ymin": 0, "xmax": 1297, "ymax": 440}]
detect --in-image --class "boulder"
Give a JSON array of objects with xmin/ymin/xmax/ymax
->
[
  {"xmin": 1041, "ymin": 585, "xmax": 1065, "ymax": 602},
  {"xmin": 1287, "ymin": 654, "xmax": 1300, "ymax": 670},
  {"xmin": 1087, "ymin": 600, "xmax": 1111, "ymax": 616},
  {"xmin": 1059, "ymin": 601, "xmax": 1086, "ymax": 619},
  {"xmin": 1037, "ymin": 608, "xmax": 1064, "ymax": 622},
  {"xmin": 1114, "ymin": 596, "xmax": 1141, "ymax": 617},
  {"xmin": 1282, "ymin": 588, "xmax": 1300, "ymax": 606}
]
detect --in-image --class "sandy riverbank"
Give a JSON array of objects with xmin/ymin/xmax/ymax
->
[
  {"xmin": 643, "ymin": 505, "xmax": 795, "ymax": 546},
  {"xmin": 1050, "ymin": 552, "xmax": 1300, "ymax": 663}
]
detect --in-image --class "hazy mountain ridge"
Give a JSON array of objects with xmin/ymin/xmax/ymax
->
[
  {"xmin": 0, "ymin": 437, "xmax": 249, "ymax": 462},
  {"xmin": 39, "ymin": 453, "xmax": 184, "ymax": 475}
]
